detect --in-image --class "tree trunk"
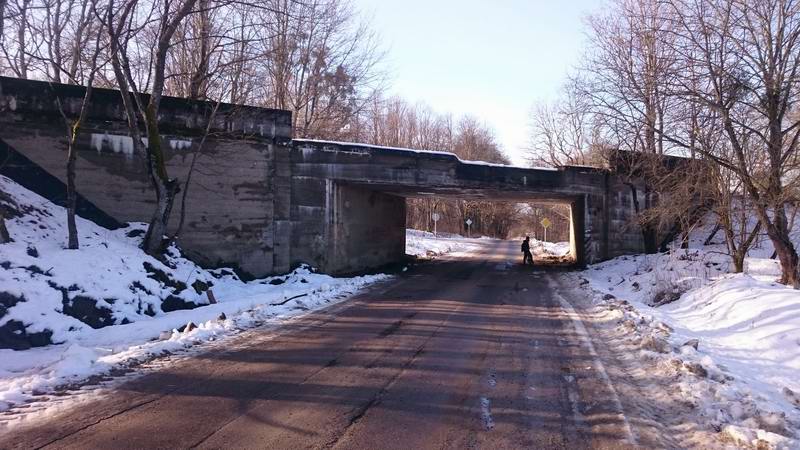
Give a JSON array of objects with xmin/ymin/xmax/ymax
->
[
  {"xmin": 769, "ymin": 231, "xmax": 799, "ymax": 286},
  {"xmin": 0, "ymin": 0, "xmax": 6, "ymax": 37},
  {"xmin": 642, "ymin": 224, "xmax": 659, "ymax": 254},
  {"xmin": 141, "ymin": 107, "xmax": 179, "ymax": 256},
  {"xmin": 188, "ymin": 0, "xmax": 210, "ymax": 100},
  {"xmin": 755, "ymin": 203, "xmax": 800, "ymax": 286},
  {"xmin": 63, "ymin": 67, "xmax": 96, "ymax": 250},
  {"xmin": 704, "ymin": 222, "xmax": 721, "ymax": 246},
  {"xmin": 0, "ymin": 209, "xmax": 11, "ymax": 243},
  {"xmin": 66, "ymin": 138, "xmax": 79, "ymax": 249},
  {"xmin": 732, "ymin": 251, "xmax": 745, "ymax": 274},
  {"xmin": 142, "ymin": 177, "xmax": 179, "ymax": 256}
]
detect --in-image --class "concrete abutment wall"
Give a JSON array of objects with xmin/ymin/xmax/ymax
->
[{"xmin": 0, "ymin": 76, "xmax": 293, "ymax": 277}]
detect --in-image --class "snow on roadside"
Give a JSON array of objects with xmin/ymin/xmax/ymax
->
[
  {"xmin": 532, "ymin": 239, "xmax": 571, "ymax": 258},
  {"xmin": 0, "ymin": 267, "xmax": 385, "ymax": 414},
  {"xmin": 405, "ymin": 229, "xmax": 484, "ymax": 257},
  {"xmin": 0, "ymin": 175, "xmax": 388, "ymax": 413},
  {"xmin": 580, "ymin": 249, "xmax": 800, "ymax": 449}
]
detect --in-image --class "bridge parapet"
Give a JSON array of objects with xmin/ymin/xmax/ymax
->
[{"xmin": 0, "ymin": 76, "xmax": 292, "ymax": 141}]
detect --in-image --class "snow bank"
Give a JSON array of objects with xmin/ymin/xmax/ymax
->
[
  {"xmin": 405, "ymin": 229, "xmax": 483, "ymax": 257},
  {"xmin": 0, "ymin": 175, "xmax": 388, "ymax": 412},
  {"xmin": 532, "ymin": 239, "xmax": 571, "ymax": 258},
  {"xmin": 582, "ymin": 243, "xmax": 800, "ymax": 447}
]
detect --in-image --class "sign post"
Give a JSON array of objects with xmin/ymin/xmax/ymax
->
[
  {"xmin": 540, "ymin": 217, "xmax": 552, "ymax": 242},
  {"xmin": 432, "ymin": 212, "xmax": 440, "ymax": 237},
  {"xmin": 465, "ymin": 218, "xmax": 472, "ymax": 238}
]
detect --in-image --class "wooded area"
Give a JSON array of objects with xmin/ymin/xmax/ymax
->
[{"xmin": 528, "ymin": 0, "xmax": 800, "ymax": 286}]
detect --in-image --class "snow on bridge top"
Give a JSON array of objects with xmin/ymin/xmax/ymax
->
[{"xmin": 293, "ymin": 138, "xmax": 560, "ymax": 172}]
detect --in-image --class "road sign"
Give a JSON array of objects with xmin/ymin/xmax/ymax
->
[
  {"xmin": 540, "ymin": 217, "xmax": 553, "ymax": 242},
  {"xmin": 465, "ymin": 219, "xmax": 472, "ymax": 225},
  {"xmin": 432, "ymin": 213, "xmax": 440, "ymax": 222}
]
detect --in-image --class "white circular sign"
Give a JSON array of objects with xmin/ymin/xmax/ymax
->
[
  {"xmin": 465, "ymin": 219, "xmax": 472, "ymax": 225},
  {"xmin": 432, "ymin": 213, "xmax": 440, "ymax": 222}
]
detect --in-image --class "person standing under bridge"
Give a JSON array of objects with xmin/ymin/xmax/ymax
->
[{"xmin": 521, "ymin": 236, "xmax": 534, "ymax": 266}]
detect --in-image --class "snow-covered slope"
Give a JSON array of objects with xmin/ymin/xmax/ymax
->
[
  {"xmin": 0, "ymin": 175, "xmax": 387, "ymax": 412},
  {"xmin": 582, "ymin": 214, "xmax": 800, "ymax": 448}
]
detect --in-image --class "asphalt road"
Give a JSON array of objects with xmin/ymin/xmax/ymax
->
[{"xmin": 2, "ymin": 240, "xmax": 637, "ymax": 449}]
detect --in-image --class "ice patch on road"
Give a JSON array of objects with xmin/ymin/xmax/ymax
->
[{"xmin": 479, "ymin": 396, "xmax": 495, "ymax": 430}]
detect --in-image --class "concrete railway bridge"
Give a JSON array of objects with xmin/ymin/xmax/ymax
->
[{"xmin": 0, "ymin": 77, "xmax": 649, "ymax": 277}]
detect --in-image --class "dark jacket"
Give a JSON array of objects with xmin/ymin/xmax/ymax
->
[{"xmin": 521, "ymin": 240, "xmax": 530, "ymax": 252}]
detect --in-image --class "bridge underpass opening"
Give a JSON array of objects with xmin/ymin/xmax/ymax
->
[
  {"xmin": 404, "ymin": 196, "xmax": 579, "ymax": 266},
  {"xmin": 326, "ymin": 181, "xmax": 586, "ymax": 273}
]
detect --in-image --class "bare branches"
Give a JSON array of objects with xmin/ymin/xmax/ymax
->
[
  {"xmin": 526, "ymin": 84, "xmax": 604, "ymax": 167},
  {"xmin": 524, "ymin": 0, "xmax": 800, "ymax": 283}
]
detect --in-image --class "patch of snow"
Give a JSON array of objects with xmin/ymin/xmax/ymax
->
[
  {"xmin": 293, "ymin": 139, "xmax": 558, "ymax": 171},
  {"xmin": 479, "ymin": 396, "xmax": 495, "ymax": 430},
  {"xmin": 168, "ymin": 139, "xmax": 192, "ymax": 150},
  {"xmin": 532, "ymin": 239, "xmax": 571, "ymax": 258},
  {"xmin": 405, "ymin": 229, "xmax": 486, "ymax": 257}
]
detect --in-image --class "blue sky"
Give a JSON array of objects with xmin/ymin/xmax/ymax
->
[{"xmin": 354, "ymin": 0, "xmax": 605, "ymax": 164}]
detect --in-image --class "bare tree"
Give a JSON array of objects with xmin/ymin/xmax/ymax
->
[
  {"xmin": 58, "ymin": 30, "xmax": 102, "ymax": 249},
  {"xmin": 254, "ymin": 0, "xmax": 385, "ymax": 140},
  {"xmin": 576, "ymin": 0, "xmax": 684, "ymax": 253},
  {"xmin": 164, "ymin": 0, "xmax": 218, "ymax": 99},
  {"xmin": 32, "ymin": 0, "xmax": 97, "ymax": 83},
  {"xmin": 527, "ymin": 85, "xmax": 601, "ymax": 167},
  {"xmin": 666, "ymin": 0, "xmax": 800, "ymax": 285},
  {"xmin": 0, "ymin": 0, "xmax": 32, "ymax": 77},
  {"xmin": 102, "ymin": 0, "xmax": 199, "ymax": 257}
]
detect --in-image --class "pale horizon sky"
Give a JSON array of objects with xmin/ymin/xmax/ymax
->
[{"xmin": 354, "ymin": 0, "xmax": 605, "ymax": 165}]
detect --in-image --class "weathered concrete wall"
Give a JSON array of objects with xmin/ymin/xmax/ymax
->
[
  {"xmin": 607, "ymin": 176, "xmax": 648, "ymax": 256},
  {"xmin": 0, "ymin": 77, "xmax": 661, "ymax": 277},
  {"xmin": 329, "ymin": 184, "xmax": 406, "ymax": 274},
  {"xmin": 0, "ymin": 76, "xmax": 292, "ymax": 278}
]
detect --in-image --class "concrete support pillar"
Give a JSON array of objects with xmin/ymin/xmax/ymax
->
[{"xmin": 570, "ymin": 197, "xmax": 587, "ymax": 267}]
